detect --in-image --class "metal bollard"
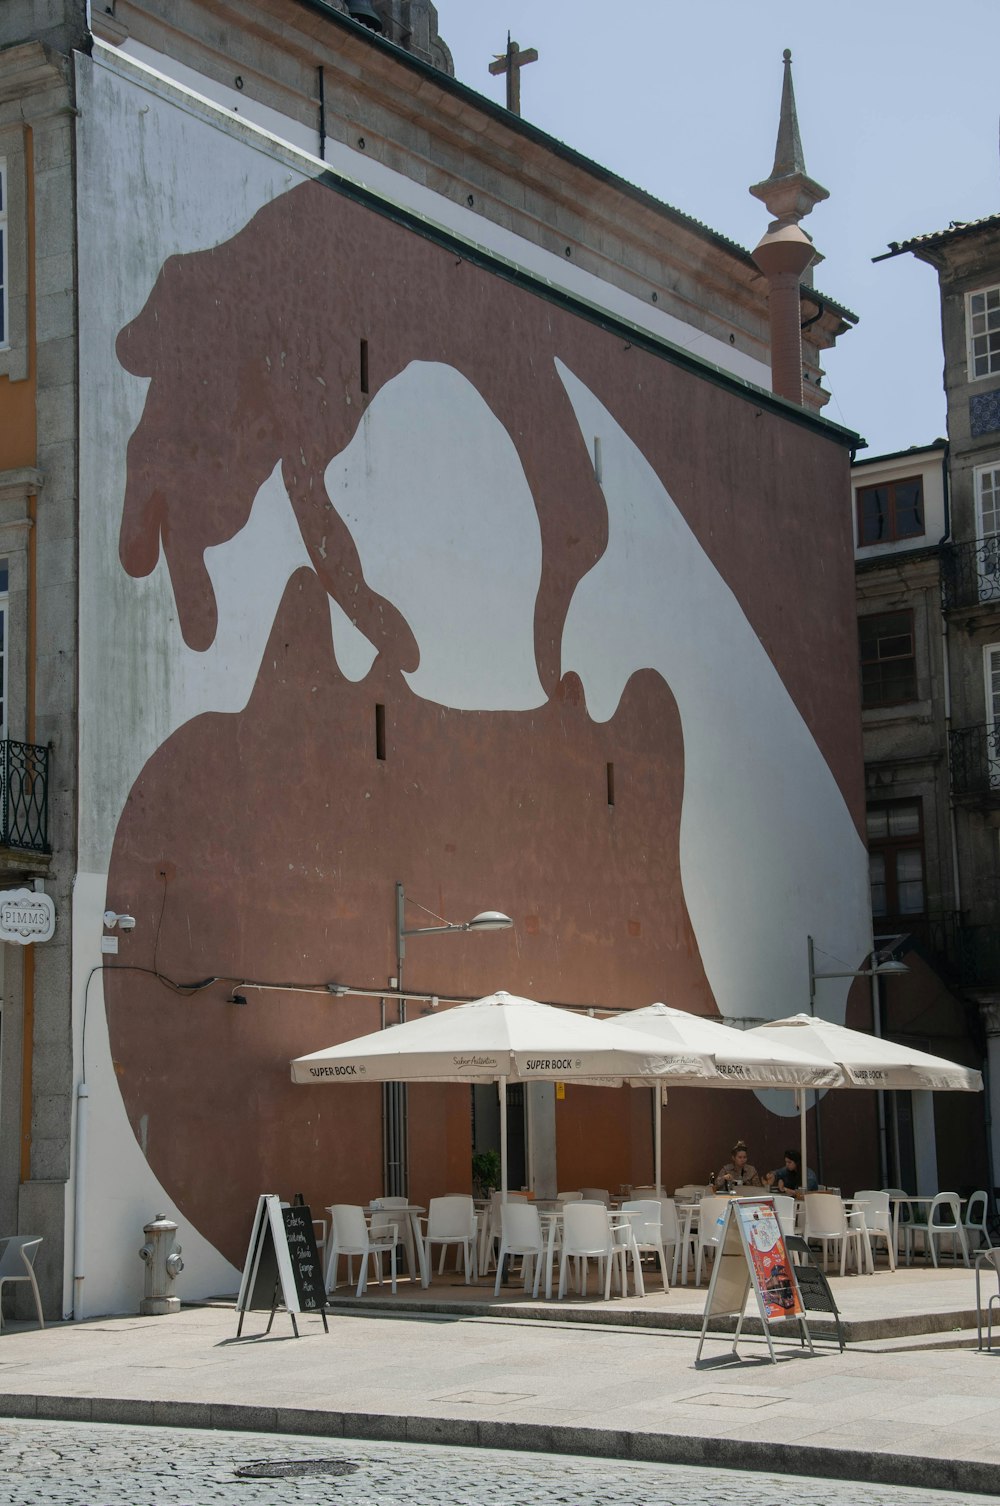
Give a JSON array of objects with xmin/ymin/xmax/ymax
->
[{"xmin": 138, "ymin": 1214, "xmax": 184, "ymax": 1315}]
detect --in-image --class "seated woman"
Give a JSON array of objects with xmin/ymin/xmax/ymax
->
[
  {"xmin": 765, "ymin": 1149, "xmax": 818, "ymax": 1193},
  {"xmin": 711, "ymin": 1140, "xmax": 763, "ymax": 1191}
]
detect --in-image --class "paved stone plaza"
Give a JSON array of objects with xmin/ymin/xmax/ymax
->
[
  {"xmin": 2, "ymin": 1273, "xmax": 1000, "ymax": 1500},
  {"xmin": 2, "ymin": 1419, "xmax": 1000, "ymax": 1506}
]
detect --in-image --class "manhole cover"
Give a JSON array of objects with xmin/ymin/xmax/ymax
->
[{"xmin": 235, "ymin": 1459, "xmax": 360, "ymax": 1480}]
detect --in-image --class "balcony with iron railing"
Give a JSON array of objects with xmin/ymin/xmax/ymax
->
[
  {"xmin": 941, "ymin": 537, "xmax": 1000, "ymax": 612},
  {"xmin": 0, "ymin": 739, "xmax": 50, "ymax": 853},
  {"xmin": 879, "ymin": 912, "xmax": 1000, "ymax": 990},
  {"xmin": 948, "ymin": 722, "xmax": 1000, "ymax": 805}
]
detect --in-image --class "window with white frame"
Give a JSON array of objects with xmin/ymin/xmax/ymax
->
[{"xmin": 969, "ymin": 285, "xmax": 1000, "ymax": 380}]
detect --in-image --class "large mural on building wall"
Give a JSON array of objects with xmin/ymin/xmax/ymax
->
[{"xmin": 76, "ymin": 49, "xmax": 873, "ymax": 1291}]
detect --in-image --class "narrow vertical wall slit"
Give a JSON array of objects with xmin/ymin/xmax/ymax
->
[
  {"xmin": 606, "ymin": 761, "xmax": 615, "ymax": 807},
  {"xmin": 360, "ymin": 338, "xmax": 370, "ymax": 394},
  {"xmin": 375, "ymin": 703, "xmax": 386, "ymax": 761},
  {"xmin": 593, "ymin": 436, "xmax": 603, "ymax": 483}
]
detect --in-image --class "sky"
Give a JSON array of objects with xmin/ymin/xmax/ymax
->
[{"xmin": 437, "ymin": 0, "xmax": 1000, "ymax": 458}]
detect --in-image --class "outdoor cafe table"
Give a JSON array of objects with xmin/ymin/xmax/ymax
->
[{"xmin": 365, "ymin": 1204, "xmax": 427, "ymax": 1286}]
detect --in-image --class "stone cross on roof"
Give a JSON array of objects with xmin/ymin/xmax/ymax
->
[{"xmin": 489, "ymin": 33, "xmax": 538, "ymax": 117}]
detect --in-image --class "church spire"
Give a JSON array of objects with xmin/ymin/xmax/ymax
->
[
  {"xmin": 749, "ymin": 49, "xmax": 828, "ymax": 231},
  {"xmin": 749, "ymin": 50, "xmax": 829, "ymax": 408}
]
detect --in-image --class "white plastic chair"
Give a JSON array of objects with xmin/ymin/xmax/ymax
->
[
  {"xmin": 480, "ymin": 1190, "xmax": 528, "ymax": 1274},
  {"xmin": 694, "ymin": 1195, "xmax": 730, "ymax": 1285},
  {"xmin": 371, "ymin": 1196, "xmax": 417, "ymax": 1281},
  {"xmin": 557, "ymin": 1202, "xmax": 627, "ymax": 1300},
  {"xmin": 803, "ymin": 1193, "xmax": 864, "ymax": 1276},
  {"xmin": 556, "ymin": 1191, "xmax": 583, "ymax": 1203},
  {"xmin": 579, "ymin": 1188, "xmax": 610, "ymax": 1205},
  {"xmin": 0, "ymin": 1236, "xmax": 44, "ymax": 1331},
  {"xmin": 906, "ymin": 1193, "xmax": 970, "ymax": 1268},
  {"xmin": 976, "ymin": 1249, "xmax": 1000, "ymax": 1350},
  {"xmin": 421, "ymin": 1196, "xmax": 478, "ymax": 1286},
  {"xmin": 325, "ymin": 1205, "xmax": 398, "ymax": 1297},
  {"xmin": 673, "ymin": 1184, "xmax": 704, "ymax": 1203},
  {"xmin": 965, "ymin": 1191, "xmax": 993, "ymax": 1252},
  {"xmin": 853, "ymin": 1190, "xmax": 895, "ymax": 1271},
  {"xmin": 770, "ymin": 1195, "xmax": 796, "ymax": 1240},
  {"xmin": 494, "ymin": 1202, "xmax": 546, "ymax": 1298},
  {"xmin": 620, "ymin": 1199, "xmax": 670, "ymax": 1290},
  {"xmin": 654, "ymin": 1197, "xmax": 686, "ymax": 1285}
]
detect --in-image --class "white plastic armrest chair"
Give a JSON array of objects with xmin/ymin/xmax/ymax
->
[
  {"xmin": 494, "ymin": 1203, "xmax": 546, "ymax": 1298},
  {"xmin": 694, "ymin": 1196, "xmax": 730, "ymax": 1286},
  {"xmin": 325, "ymin": 1204, "xmax": 397, "ymax": 1297},
  {"xmin": 557, "ymin": 1203, "xmax": 626, "ymax": 1300},
  {"xmin": 421, "ymin": 1196, "xmax": 478, "ymax": 1287},
  {"xmin": 619, "ymin": 1199, "xmax": 668, "ymax": 1293},
  {"xmin": 0, "ymin": 1236, "xmax": 44, "ymax": 1331},
  {"xmin": 966, "ymin": 1191, "xmax": 993, "ymax": 1253},
  {"xmin": 803, "ymin": 1194, "xmax": 863, "ymax": 1276},
  {"xmin": 853, "ymin": 1190, "xmax": 895, "ymax": 1272}
]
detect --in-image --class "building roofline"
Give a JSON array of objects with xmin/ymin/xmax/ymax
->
[
  {"xmin": 316, "ymin": 160, "xmax": 862, "ymax": 448},
  {"xmin": 852, "ymin": 440, "xmax": 948, "ymax": 469},
  {"xmin": 875, "ymin": 213, "xmax": 1000, "ymax": 263},
  {"xmin": 298, "ymin": 0, "xmax": 858, "ymax": 325}
]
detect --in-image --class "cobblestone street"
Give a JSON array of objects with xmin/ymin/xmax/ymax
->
[{"xmin": 0, "ymin": 1420, "xmax": 996, "ymax": 1506}]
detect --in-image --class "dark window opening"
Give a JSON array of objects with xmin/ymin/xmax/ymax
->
[
  {"xmin": 856, "ymin": 475, "xmax": 924, "ymax": 545},
  {"xmin": 360, "ymin": 338, "xmax": 370, "ymax": 394},
  {"xmin": 606, "ymin": 761, "xmax": 615, "ymax": 806},
  {"xmin": 867, "ymin": 801, "xmax": 925, "ymax": 924},
  {"xmin": 375, "ymin": 702, "xmax": 386, "ymax": 760},
  {"xmin": 859, "ymin": 610, "xmax": 917, "ymax": 707}
]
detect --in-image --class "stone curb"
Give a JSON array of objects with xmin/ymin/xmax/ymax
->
[
  {"xmin": 327, "ymin": 1295, "xmax": 980, "ymax": 1343},
  {"xmin": 1, "ymin": 1393, "xmax": 998, "ymax": 1497}
]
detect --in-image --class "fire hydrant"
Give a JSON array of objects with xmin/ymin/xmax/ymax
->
[{"xmin": 139, "ymin": 1214, "xmax": 184, "ymax": 1315}]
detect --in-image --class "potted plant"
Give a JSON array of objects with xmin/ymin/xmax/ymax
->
[{"xmin": 472, "ymin": 1149, "xmax": 501, "ymax": 1198}]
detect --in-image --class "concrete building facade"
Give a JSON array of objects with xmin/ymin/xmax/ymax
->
[{"xmin": 0, "ymin": 0, "xmax": 874, "ymax": 1319}]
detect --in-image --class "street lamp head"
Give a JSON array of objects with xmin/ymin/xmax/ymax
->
[
  {"xmin": 465, "ymin": 910, "xmax": 514, "ymax": 933},
  {"xmin": 873, "ymin": 958, "xmax": 909, "ymax": 977}
]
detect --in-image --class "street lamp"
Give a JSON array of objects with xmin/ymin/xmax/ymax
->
[
  {"xmin": 395, "ymin": 881, "xmax": 513, "ymax": 991},
  {"xmin": 385, "ymin": 883, "xmax": 513, "ymax": 1201},
  {"xmin": 806, "ymin": 934, "xmax": 908, "ymax": 1186},
  {"xmin": 807, "ymin": 934, "xmax": 908, "ymax": 1012}
]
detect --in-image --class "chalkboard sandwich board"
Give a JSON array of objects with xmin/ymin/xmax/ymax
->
[{"xmin": 236, "ymin": 1194, "xmax": 329, "ymax": 1337}]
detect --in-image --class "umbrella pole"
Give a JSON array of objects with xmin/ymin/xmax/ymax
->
[
  {"xmin": 499, "ymin": 1075, "xmax": 508, "ymax": 1203},
  {"xmin": 653, "ymin": 1085, "xmax": 663, "ymax": 1194},
  {"xmin": 799, "ymin": 1089, "xmax": 808, "ymax": 1189}
]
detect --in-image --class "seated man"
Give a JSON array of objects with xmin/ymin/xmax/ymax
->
[{"xmin": 766, "ymin": 1149, "xmax": 818, "ymax": 1193}]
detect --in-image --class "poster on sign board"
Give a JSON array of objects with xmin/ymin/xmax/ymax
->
[
  {"xmin": 695, "ymin": 1196, "xmax": 812, "ymax": 1366},
  {"xmin": 734, "ymin": 1198, "xmax": 803, "ymax": 1322}
]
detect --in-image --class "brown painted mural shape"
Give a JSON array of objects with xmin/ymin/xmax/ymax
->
[
  {"xmin": 106, "ymin": 569, "xmax": 712, "ymax": 1262},
  {"xmin": 106, "ymin": 179, "xmax": 864, "ymax": 1262}
]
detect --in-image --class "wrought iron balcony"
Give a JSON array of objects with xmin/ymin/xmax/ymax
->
[
  {"xmin": 949, "ymin": 722, "xmax": 1000, "ymax": 802},
  {"xmin": 941, "ymin": 537, "xmax": 1000, "ymax": 611},
  {"xmin": 953, "ymin": 924, "xmax": 1000, "ymax": 990},
  {"xmin": 0, "ymin": 740, "xmax": 50, "ymax": 852}
]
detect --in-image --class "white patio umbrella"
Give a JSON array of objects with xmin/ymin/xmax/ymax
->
[
  {"xmin": 746, "ymin": 1013, "xmax": 983, "ymax": 1183},
  {"xmin": 291, "ymin": 990, "xmax": 716, "ymax": 1198},
  {"xmin": 611, "ymin": 1003, "xmax": 845, "ymax": 1193}
]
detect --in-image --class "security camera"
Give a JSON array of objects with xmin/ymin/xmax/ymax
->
[{"xmin": 103, "ymin": 910, "xmax": 136, "ymax": 930}]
